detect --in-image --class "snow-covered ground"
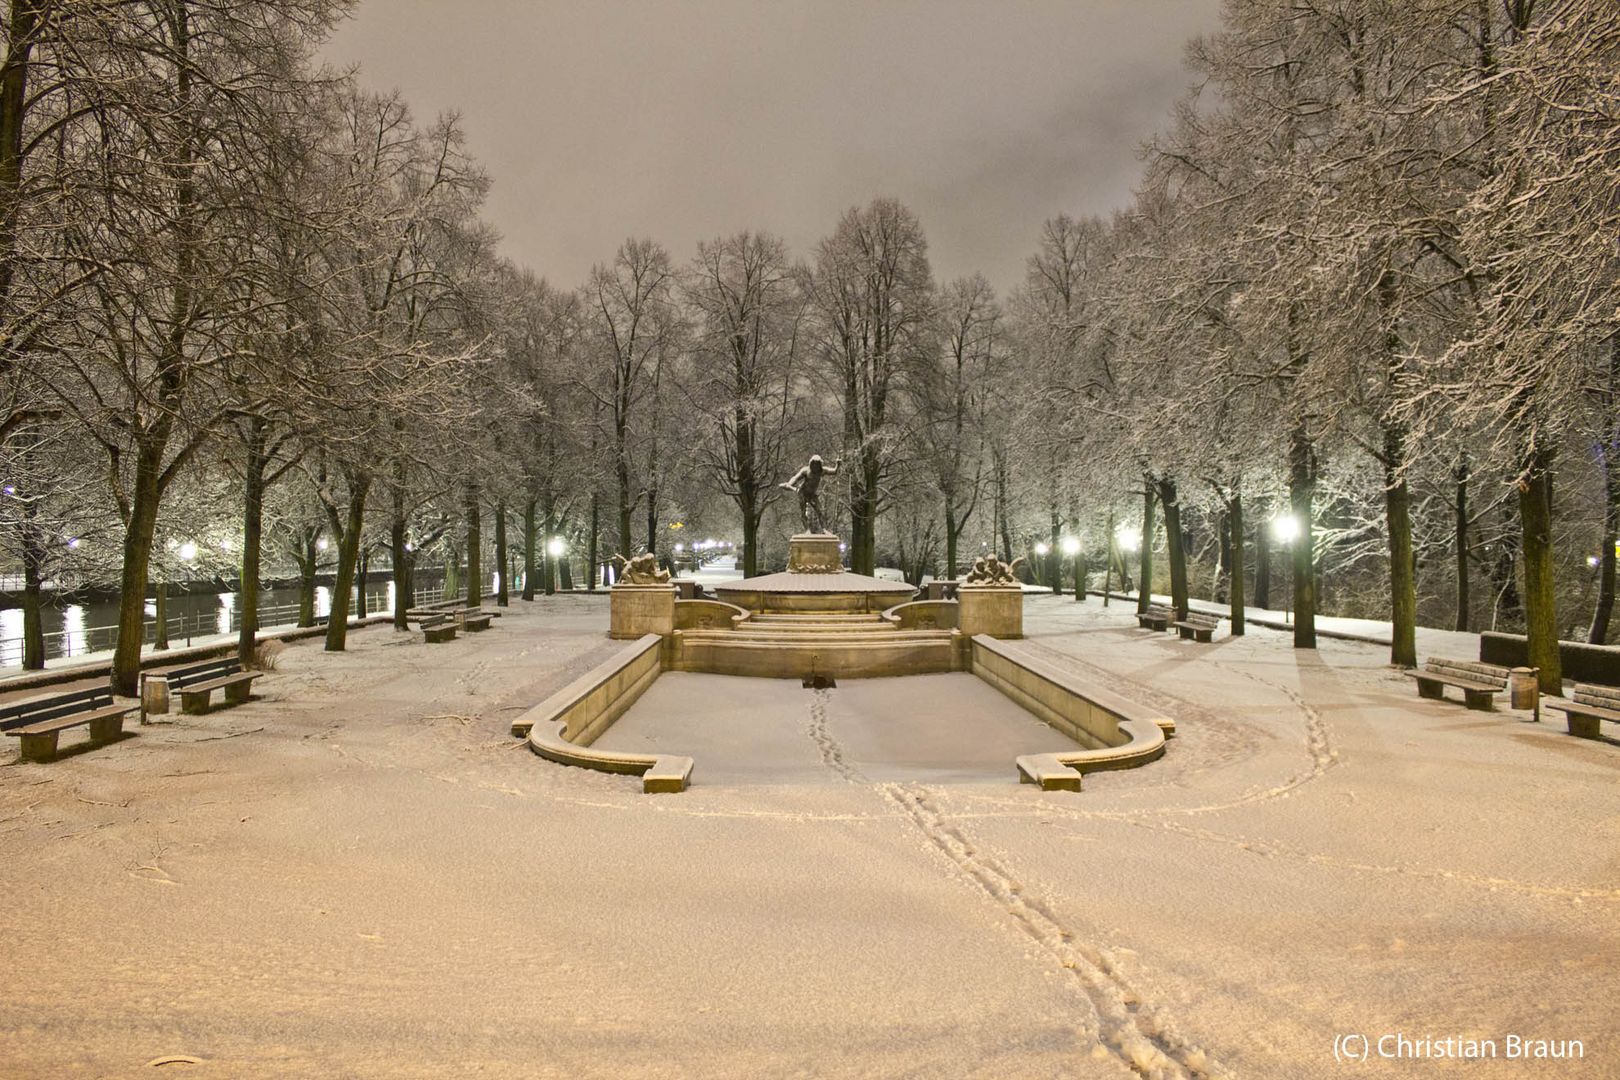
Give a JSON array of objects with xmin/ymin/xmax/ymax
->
[{"xmin": 1, "ymin": 593, "xmax": 1614, "ymax": 1077}]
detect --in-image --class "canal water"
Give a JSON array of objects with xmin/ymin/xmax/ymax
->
[{"xmin": 0, "ymin": 572, "xmax": 504, "ymax": 668}]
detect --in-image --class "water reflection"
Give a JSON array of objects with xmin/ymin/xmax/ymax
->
[
  {"xmin": 0, "ymin": 571, "xmax": 480, "ymax": 668},
  {"xmin": 62, "ymin": 605, "xmax": 86, "ymax": 659},
  {"xmin": 0, "ymin": 608, "xmax": 20, "ymax": 666}
]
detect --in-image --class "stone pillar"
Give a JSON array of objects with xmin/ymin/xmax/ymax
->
[
  {"xmin": 610, "ymin": 584, "xmax": 676, "ymax": 639},
  {"xmin": 957, "ymin": 585, "xmax": 1023, "ymax": 639}
]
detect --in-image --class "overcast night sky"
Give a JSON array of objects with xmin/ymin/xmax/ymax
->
[{"xmin": 323, "ymin": 1, "xmax": 1224, "ymax": 294}]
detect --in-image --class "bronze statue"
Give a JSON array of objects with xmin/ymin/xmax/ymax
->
[
  {"xmin": 611, "ymin": 551, "xmax": 670, "ymax": 585},
  {"xmin": 779, "ymin": 454, "xmax": 841, "ymax": 535},
  {"xmin": 962, "ymin": 554, "xmax": 1024, "ymax": 586}
]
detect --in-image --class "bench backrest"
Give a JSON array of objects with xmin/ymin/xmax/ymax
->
[
  {"xmin": 1424, "ymin": 657, "xmax": 1508, "ymax": 686},
  {"xmin": 0, "ymin": 688, "xmax": 115, "ymax": 731},
  {"xmin": 165, "ymin": 658, "xmax": 243, "ymax": 689},
  {"xmin": 1184, "ymin": 613, "xmax": 1220, "ymax": 625},
  {"xmin": 1572, "ymin": 683, "xmax": 1620, "ymax": 710}
]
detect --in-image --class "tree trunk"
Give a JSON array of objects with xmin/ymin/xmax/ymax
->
[
  {"xmin": 153, "ymin": 583, "xmax": 169, "ymax": 652},
  {"xmin": 559, "ymin": 552, "xmax": 573, "ymax": 590},
  {"xmin": 465, "ymin": 486, "xmax": 482, "ymax": 609},
  {"xmin": 324, "ymin": 478, "xmax": 370, "ymax": 652},
  {"xmin": 237, "ymin": 431, "xmax": 266, "ymax": 665},
  {"xmin": 1254, "ymin": 496, "xmax": 1272, "ymax": 610},
  {"xmin": 588, "ymin": 491, "xmax": 600, "ymax": 592},
  {"xmin": 495, "ymin": 499, "xmax": 509, "ymax": 606},
  {"xmin": 354, "ymin": 548, "xmax": 368, "ymax": 619},
  {"xmin": 1591, "ymin": 450, "xmax": 1618, "ymax": 644},
  {"xmin": 1228, "ymin": 492, "xmax": 1246, "ymax": 636},
  {"xmin": 297, "ymin": 531, "xmax": 317, "ymax": 627},
  {"xmin": 1136, "ymin": 481, "xmax": 1155, "ymax": 614},
  {"xmin": 1454, "ymin": 455, "xmax": 1470, "ymax": 631},
  {"xmin": 742, "ymin": 507, "xmax": 759, "ymax": 580},
  {"xmin": 1290, "ymin": 426, "xmax": 1318, "ymax": 649},
  {"xmin": 19, "ymin": 473, "xmax": 44, "ymax": 669},
  {"xmin": 522, "ymin": 498, "xmax": 537, "ymax": 601},
  {"xmin": 111, "ymin": 454, "xmax": 164, "ymax": 696},
  {"xmin": 391, "ymin": 503, "xmax": 410, "ymax": 630},
  {"xmin": 1384, "ymin": 430, "xmax": 1417, "ymax": 667},
  {"xmin": 1518, "ymin": 444, "xmax": 1561, "ymax": 693},
  {"xmin": 1157, "ymin": 478, "xmax": 1188, "ymax": 620}
]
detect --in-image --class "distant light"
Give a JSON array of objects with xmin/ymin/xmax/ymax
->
[
  {"xmin": 1060, "ymin": 536, "xmax": 1081, "ymax": 556},
  {"xmin": 1, "ymin": 485, "xmax": 13, "ymax": 495},
  {"xmin": 1271, "ymin": 516, "xmax": 1301, "ymax": 544},
  {"xmin": 1116, "ymin": 528, "xmax": 1141, "ymax": 553},
  {"xmin": 1035, "ymin": 542, "xmax": 1050, "ymax": 556},
  {"xmin": 67, "ymin": 537, "xmax": 81, "ymax": 549},
  {"xmin": 546, "ymin": 537, "xmax": 565, "ymax": 557},
  {"xmin": 839, "ymin": 543, "xmax": 846, "ymax": 552},
  {"xmin": 1589, "ymin": 555, "xmax": 1601, "ymax": 568},
  {"xmin": 404, "ymin": 542, "xmax": 413, "ymax": 552},
  {"xmin": 706, "ymin": 538, "xmax": 716, "ymax": 548},
  {"xmin": 316, "ymin": 538, "xmax": 329, "ymax": 551},
  {"xmin": 178, "ymin": 541, "xmax": 198, "ymax": 562},
  {"xmin": 674, "ymin": 543, "xmax": 684, "ymax": 553}
]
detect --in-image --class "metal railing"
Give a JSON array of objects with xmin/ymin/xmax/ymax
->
[{"xmin": 0, "ymin": 583, "xmax": 449, "ymax": 669}]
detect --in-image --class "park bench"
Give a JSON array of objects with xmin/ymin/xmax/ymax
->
[
  {"xmin": 1172, "ymin": 612, "xmax": 1222, "ymax": 643},
  {"xmin": 1136, "ymin": 604, "xmax": 1173, "ymax": 632},
  {"xmin": 161, "ymin": 657, "xmax": 262, "ymax": 715},
  {"xmin": 461, "ymin": 609, "xmax": 493, "ymax": 632},
  {"xmin": 1404, "ymin": 657, "xmax": 1509, "ymax": 711},
  {"xmin": 2, "ymin": 687, "xmax": 135, "ymax": 762},
  {"xmin": 1543, "ymin": 683, "xmax": 1620, "ymax": 739},
  {"xmin": 419, "ymin": 614, "xmax": 458, "ymax": 643}
]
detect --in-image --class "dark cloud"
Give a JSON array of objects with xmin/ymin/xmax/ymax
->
[{"xmin": 323, "ymin": 0, "xmax": 1222, "ymax": 294}]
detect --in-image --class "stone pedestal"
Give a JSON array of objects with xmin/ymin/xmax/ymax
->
[
  {"xmin": 788, "ymin": 533, "xmax": 842, "ymax": 574},
  {"xmin": 610, "ymin": 584, "xmax": 676, "ymax": 639},
  {"xmin": 957, "ymin": 585, "xmax": 1023, "ymax": 639}
]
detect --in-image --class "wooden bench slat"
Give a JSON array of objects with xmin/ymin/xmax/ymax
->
[
  {"xmin": 1405, "ymin": 671, "xmax": 1500, "ymax": 692},
  {"xmin": 1545, "ymin": 699, "xmax": 1620, "ymax": 718},
  {"xmin": 180, "ymin": 672, "xmax": 261, "ymax": 695},
  {"xmin": 5, "ymin": 704, "xmax": 134, "ymax": 737}
]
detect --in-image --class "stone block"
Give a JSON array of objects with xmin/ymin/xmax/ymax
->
[
  {"xmin": 787, "ymin": 533, "xmax": 843, "ymax": 573},
  {"xmin": 610, "ymin": 584, "xmax": 676, "ymax": 639},
  {"xmin": 957, "ymin": 585, "xmax": 1023, "ymax": 639}
]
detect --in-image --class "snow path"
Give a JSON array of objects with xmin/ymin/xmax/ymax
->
[
  {"xmin": 1, "ymin": 595, "xmax": 1615, "ymax": 1077},
  {"xmin": 883, "ymin": 781, "xmax": 1226, "ymax": 1079}
]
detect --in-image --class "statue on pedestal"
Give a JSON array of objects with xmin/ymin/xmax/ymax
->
[
  {"xmin": 963, "ymin": 554, "xmax": 1024, "ymax": 586},
  {"xmin": 779, "ymin": 454, "xmax": 840, "ymax": 535},
  {"xmin": 611, "ymin": 551, "xmax": 670, "ymax": 585}
]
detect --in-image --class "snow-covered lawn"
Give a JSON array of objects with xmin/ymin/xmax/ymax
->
[{"xmin": 0, "ymin": 593, "xmax": 1613, "ymax": 1077}]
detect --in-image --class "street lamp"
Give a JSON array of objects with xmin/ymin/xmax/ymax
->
[
  {"xmin": 546, "ymin": 537, "xmax": 565, "ymax": 558},
  {"xmin": 1116, "ymin": 527, "xmax": 1141, "ymax": 553},
  {"xmin": 1272, "ymin": 516, "xmax": 1300, "ymax": 623},
  {"xmin": 1061, "ymin": 536, "xmax": 1082, "ymax": 601},
  {"xmin": 178, "ymin": 541, "xmax": 198, "ymax": 563}
]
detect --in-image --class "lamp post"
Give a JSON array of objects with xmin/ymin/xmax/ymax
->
[
  {"xmin": 1116, "ymin": 527, "xmax": 1141, "ymax": 605},
  {"xmin": 546, "ymin": 537, "xmax": 565, "ymax": 594},
  {"xmin": 1061, "ymin": 535, "xmax": 1082, "ymax": 601},
  {"xmin": 1272, "ymin": 516, "xmax": 1300, "ymax": 624}
]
